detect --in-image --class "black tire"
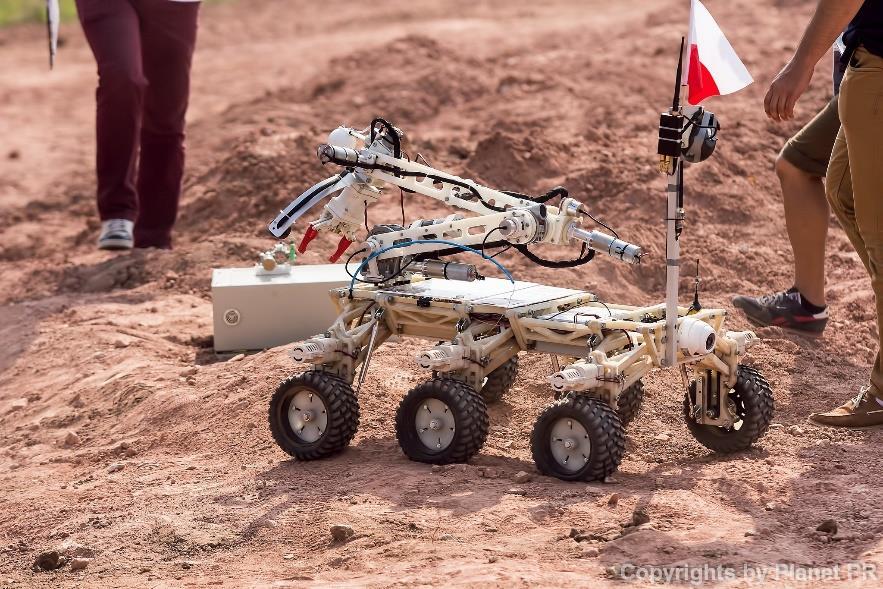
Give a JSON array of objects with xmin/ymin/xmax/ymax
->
[
  {"xmin": 616, "ymin": 380, "xmax": 644, "ymax": 426},
  {"xmin": 480, "ymin": 356, "xmax": 519, "ymax": 404},
  {"xmin": 395, "ymin": 378, "xmax": 489, "ymax": 464},
  {"xmin": 684, "ymin": 365, "xmax": 774, "ymax": 453},
  {"xmin": 269, "ymin": 371, "xmax": 359, "ymax": 460},
  {"xmin": 530, "ymin": 396, "xmax": 625, "ymax": 482}
]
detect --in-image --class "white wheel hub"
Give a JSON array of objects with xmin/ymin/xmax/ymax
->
[
  {"xmin": 288, "ymin": 390, "xmax": 328, "ymax": 443},
  {"xmin": 415, "ymin": 398, "xmax": 455, "ymax": 451},
  {"xmin": 550, "ymin": 417, "xmax": 591, "ymax": 473}
]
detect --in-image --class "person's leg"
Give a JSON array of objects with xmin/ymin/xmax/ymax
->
[
  {"xmin": 777, "ymin": 96, "xmax": 841, "ymax": 307},
  {"xmin": 74, "ymin": 0, "xmax": 145, "ymax": 224},
  {"xmin": 776, "ymin": 156, "xmax": 829, "ymax": 306},
  {"xmin": 732, "ymin": 98, "xmax": 839, "ymax": 332},
  {"xmin": 811, "ymin": 48, "xmax": 883, "ymax": 427},
  {"xmin": 132, "ymin": 0, "xmax": 201, "ymax": 249},
  {"xmin": 840, "ymin": 49, "xmax": 883, "ymax": 399}
]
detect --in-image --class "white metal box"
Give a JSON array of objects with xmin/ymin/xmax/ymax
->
[{"xmin": 211, "ymin": 264, "xmax": 350, "ymax": 352}]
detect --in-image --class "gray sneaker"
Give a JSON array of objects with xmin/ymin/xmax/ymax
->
[{"xmin": 98, "ymin": 219, "xmax": 134, "ymax": 250}]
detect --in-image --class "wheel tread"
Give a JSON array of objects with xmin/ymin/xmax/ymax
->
[
  {"xmin": 530, "ymin": 396, "xmax": 625, "ymax": 482},
  {"xmin": 684, "ymin": 365, "xmax": 774, "ymax": 453},
  {"xmin": 395, "ymin": 378, "xmax": 489, "ymax": 464},
  {"xmin": 269, "ymin": 371, "xmax": 360, "ymax": 461}
]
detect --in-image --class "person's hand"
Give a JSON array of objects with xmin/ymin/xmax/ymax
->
[{"xmin": 764, "ymin": 60, "xmax": 814, "ymax": 122}]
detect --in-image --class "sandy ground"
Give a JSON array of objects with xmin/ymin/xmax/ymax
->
[{"xmin": 2, "ymin": 0, "xmax": 883, "ymax": 587}]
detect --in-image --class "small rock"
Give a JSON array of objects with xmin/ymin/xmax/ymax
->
[
  {"xmin": 660, "ymin": 546, "xmax": 675, "ymax": 554},
  {"xmin": 581, "ymin": 547, "xmax": 600, "ymax": 558},
  {"xmin": 107, "ymin": 463, "xmax": 124, "ymax": 474},
  {"xmin": 505, "ymin": 488, "xmax": 527, "ymax": 496},
  {"xmin": 33, "ymin": 551, "xmax": 64, "ymax": 571},
  {"xmin": 228, "ymin": 353, "xmax": 245, "ymax": 362},
  {"xmin": 330, "ymin": 524, "xmax": 354, "ymax": 542},
  {"xmin": 787, "ymin": 425, "xmax": 804, "ymax": 436},
  {"xmin": 745, "ymin": 530, "xmax": 756, "ymax": 537},
  {"xmin": 654, "ymin": 433, "xmax": 670, "ymax": 441},
  {"xmin": 569, "ymin": 528, "xmax": 582, "ymax": 539},
  {"xmin": 816, "ymin": 519, "xmax": 838, "ymax": 535},
  {"xmin": 631, "ymin": 508, "xmax": 650, "ymax": 527},
  {"xmin": 603, "ymin": 476, "xmax": 618, "ymax": 484},
  {"xmin": 768, "ymin": 423, "xmax": 784, "ymax": 430},
  {"xmin": 764, "ymin": 502, "xmax": 776, "ymax": 511},
  {"xmin": 180, "ymin": 367, "xmax": 198, "ymax": 377},
  {"xmin": 512, "ymin": 471, "xmax": 532, "ymax": 484},
  {"xmin": 8, "ymin": 149, "xmax": 21, "ymax": 160},
  {"xmin": 431, "ymin": 465, "xmax": 445, "ymax": 473},
  {"xmin": 113, "ymin": 339, "xmax": 129, "ymax": 349},
  {"xmin": 487, "ymin": 555, "xmax": 499, "ymax": 563},
  {"xmin": 439, "ymin": 534, "xmax": 455, "ymax": 541},
  {"xmin": 70, "ymin": 558, "xmax": 90, "ymax": 571},
  {"xmin": 607, "ymin": 493, "xmax": 621, "ymax": 507},
  {"xmin": 62, "ymin": 431, "xmax": 81, "ymax": 447},
  {"xmin": 479, "ymin": 467, "xmax": 499, "ymax": 478},
  {"xmin": 283, "ymin": 553, "xmax": 295, "ymax": 560}
]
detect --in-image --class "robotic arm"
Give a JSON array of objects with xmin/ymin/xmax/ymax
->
[{"xmin": 269, "ymin": 120, "xmax": 644, "ymax": 276}]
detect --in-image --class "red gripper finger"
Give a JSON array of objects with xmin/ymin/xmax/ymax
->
[
  {"xmin": 328, "ymin": 236, "xmax": 353, "ymax": 263},
  {"xmin": 297, "ymin": 225, "xmax": 319, "ymax": 254}
]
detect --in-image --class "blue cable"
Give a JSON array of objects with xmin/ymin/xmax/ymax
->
[{"xmin": 349, "ymin": 239, "xmax": 515, "ymax": 291}]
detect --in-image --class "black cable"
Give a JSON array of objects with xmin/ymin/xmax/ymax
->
[
  {"xmin": 511, "ymin": 243, "xmax": 595, "ymax": 268},
  {"xmin": 370, "ymin": 118, "xmax": 401, "ymax": 159},
  {"xmin": 579, "ymin": 210, "xmax": 620, "ymax": 240},
  {"xmin": 502, "ymin": 186, "xmax": 569, "ymax": 205},
  {"xmin": 399, "ymin": 188, "xmax": 406, "ymax": 226}
]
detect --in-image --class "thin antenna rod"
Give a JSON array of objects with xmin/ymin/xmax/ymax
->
[{"xmin": 672, "ymin": 36, "xmax": 685, "ymax": 111}]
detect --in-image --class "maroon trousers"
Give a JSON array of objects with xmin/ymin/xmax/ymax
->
[{"xmin": 76, "ymin": 0, "xmax": 200, "ymax": 248}]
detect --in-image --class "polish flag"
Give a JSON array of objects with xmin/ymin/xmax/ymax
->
[{"xmin": 683, "ymin": 0, "xmax": 753, "ymax": 105}]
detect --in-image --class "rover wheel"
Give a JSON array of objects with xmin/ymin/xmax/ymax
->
[
  {"xmin": 684, "ymin": 365, "xmax": 774, "ymax": 453},
  {"xmin": 395, "ymin": 378, "xmax": 489, "ymax": 464},
  {"xmin": 616, "ymin": 380, "xmax": 645, "ymax": 426},
  {"xmin": 530, "ymin": 396, "xmax": 625, "ymax": 482},
  {"xmin": 480, "ymin": 356, "xmax": 519, "ymax": 404},
  {"xmin": 269, "ymin": 371, "xmax": 359, "ymax": 460}
]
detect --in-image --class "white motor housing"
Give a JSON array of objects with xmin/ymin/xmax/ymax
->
[
  {"xmin": 548, "ymin": 361, "xmax": 602, "ymax": 392},
  {"xmin": 290, "ymin": 337, "xmax": 341, "ymax": 364},
  {"xmin": 328, "ymin": 126, "xmax": 360, "ymax": 150},
  {"xmin": 725, "ymin": 330, "xmax": 758, "ymax": 355},
  {"xmin": 416, "ymin": 344, "xmax": 468, "ymax": 372},
  {"xmin": 678, "ymin": 317, "xmax": 717, "ymax": 356}
]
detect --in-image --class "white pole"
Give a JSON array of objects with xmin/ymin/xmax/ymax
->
[{"xmin": 664, "ymin": 161, "xmax": 681, "ymax": 366}]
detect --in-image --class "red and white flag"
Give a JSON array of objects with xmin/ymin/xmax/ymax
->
[{"xmin": 683, "ymin": 0, "xmax": 752, "ymax": 105}]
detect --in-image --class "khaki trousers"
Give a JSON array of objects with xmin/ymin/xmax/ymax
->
[{"xmin": 826, "ymin": 46, "xmax": 883, "ymax": 397}]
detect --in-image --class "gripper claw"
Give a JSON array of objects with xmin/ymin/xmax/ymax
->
[
  {"xmin": 329, "ymin": 236, "xmax": 353, "ymax": 263},
  {"xmin": 298, "ymin": 225, "xmax": 319, "ymax": 254}
]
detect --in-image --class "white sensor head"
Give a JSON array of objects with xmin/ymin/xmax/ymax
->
[
  {"xmin": 328, "ymin": 126, "xmax": 359, "ymax": 150},
  {"xmin": 678, "ymin": 317, "xmax": 716, "ymax": 356}
]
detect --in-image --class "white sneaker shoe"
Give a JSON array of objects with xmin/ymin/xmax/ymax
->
[{"xmin": 98, "ymin": 219, "xmax": 134, "ymax": 250}]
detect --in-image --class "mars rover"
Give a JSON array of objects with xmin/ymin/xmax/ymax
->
[{"xmin": 263, "ymin": 85, "xmax": 774, "ymax": 481}]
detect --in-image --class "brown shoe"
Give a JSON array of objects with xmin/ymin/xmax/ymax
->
[{"xmin": 809, "ymin": 387, "xmax": 883, "ymax": 428}]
